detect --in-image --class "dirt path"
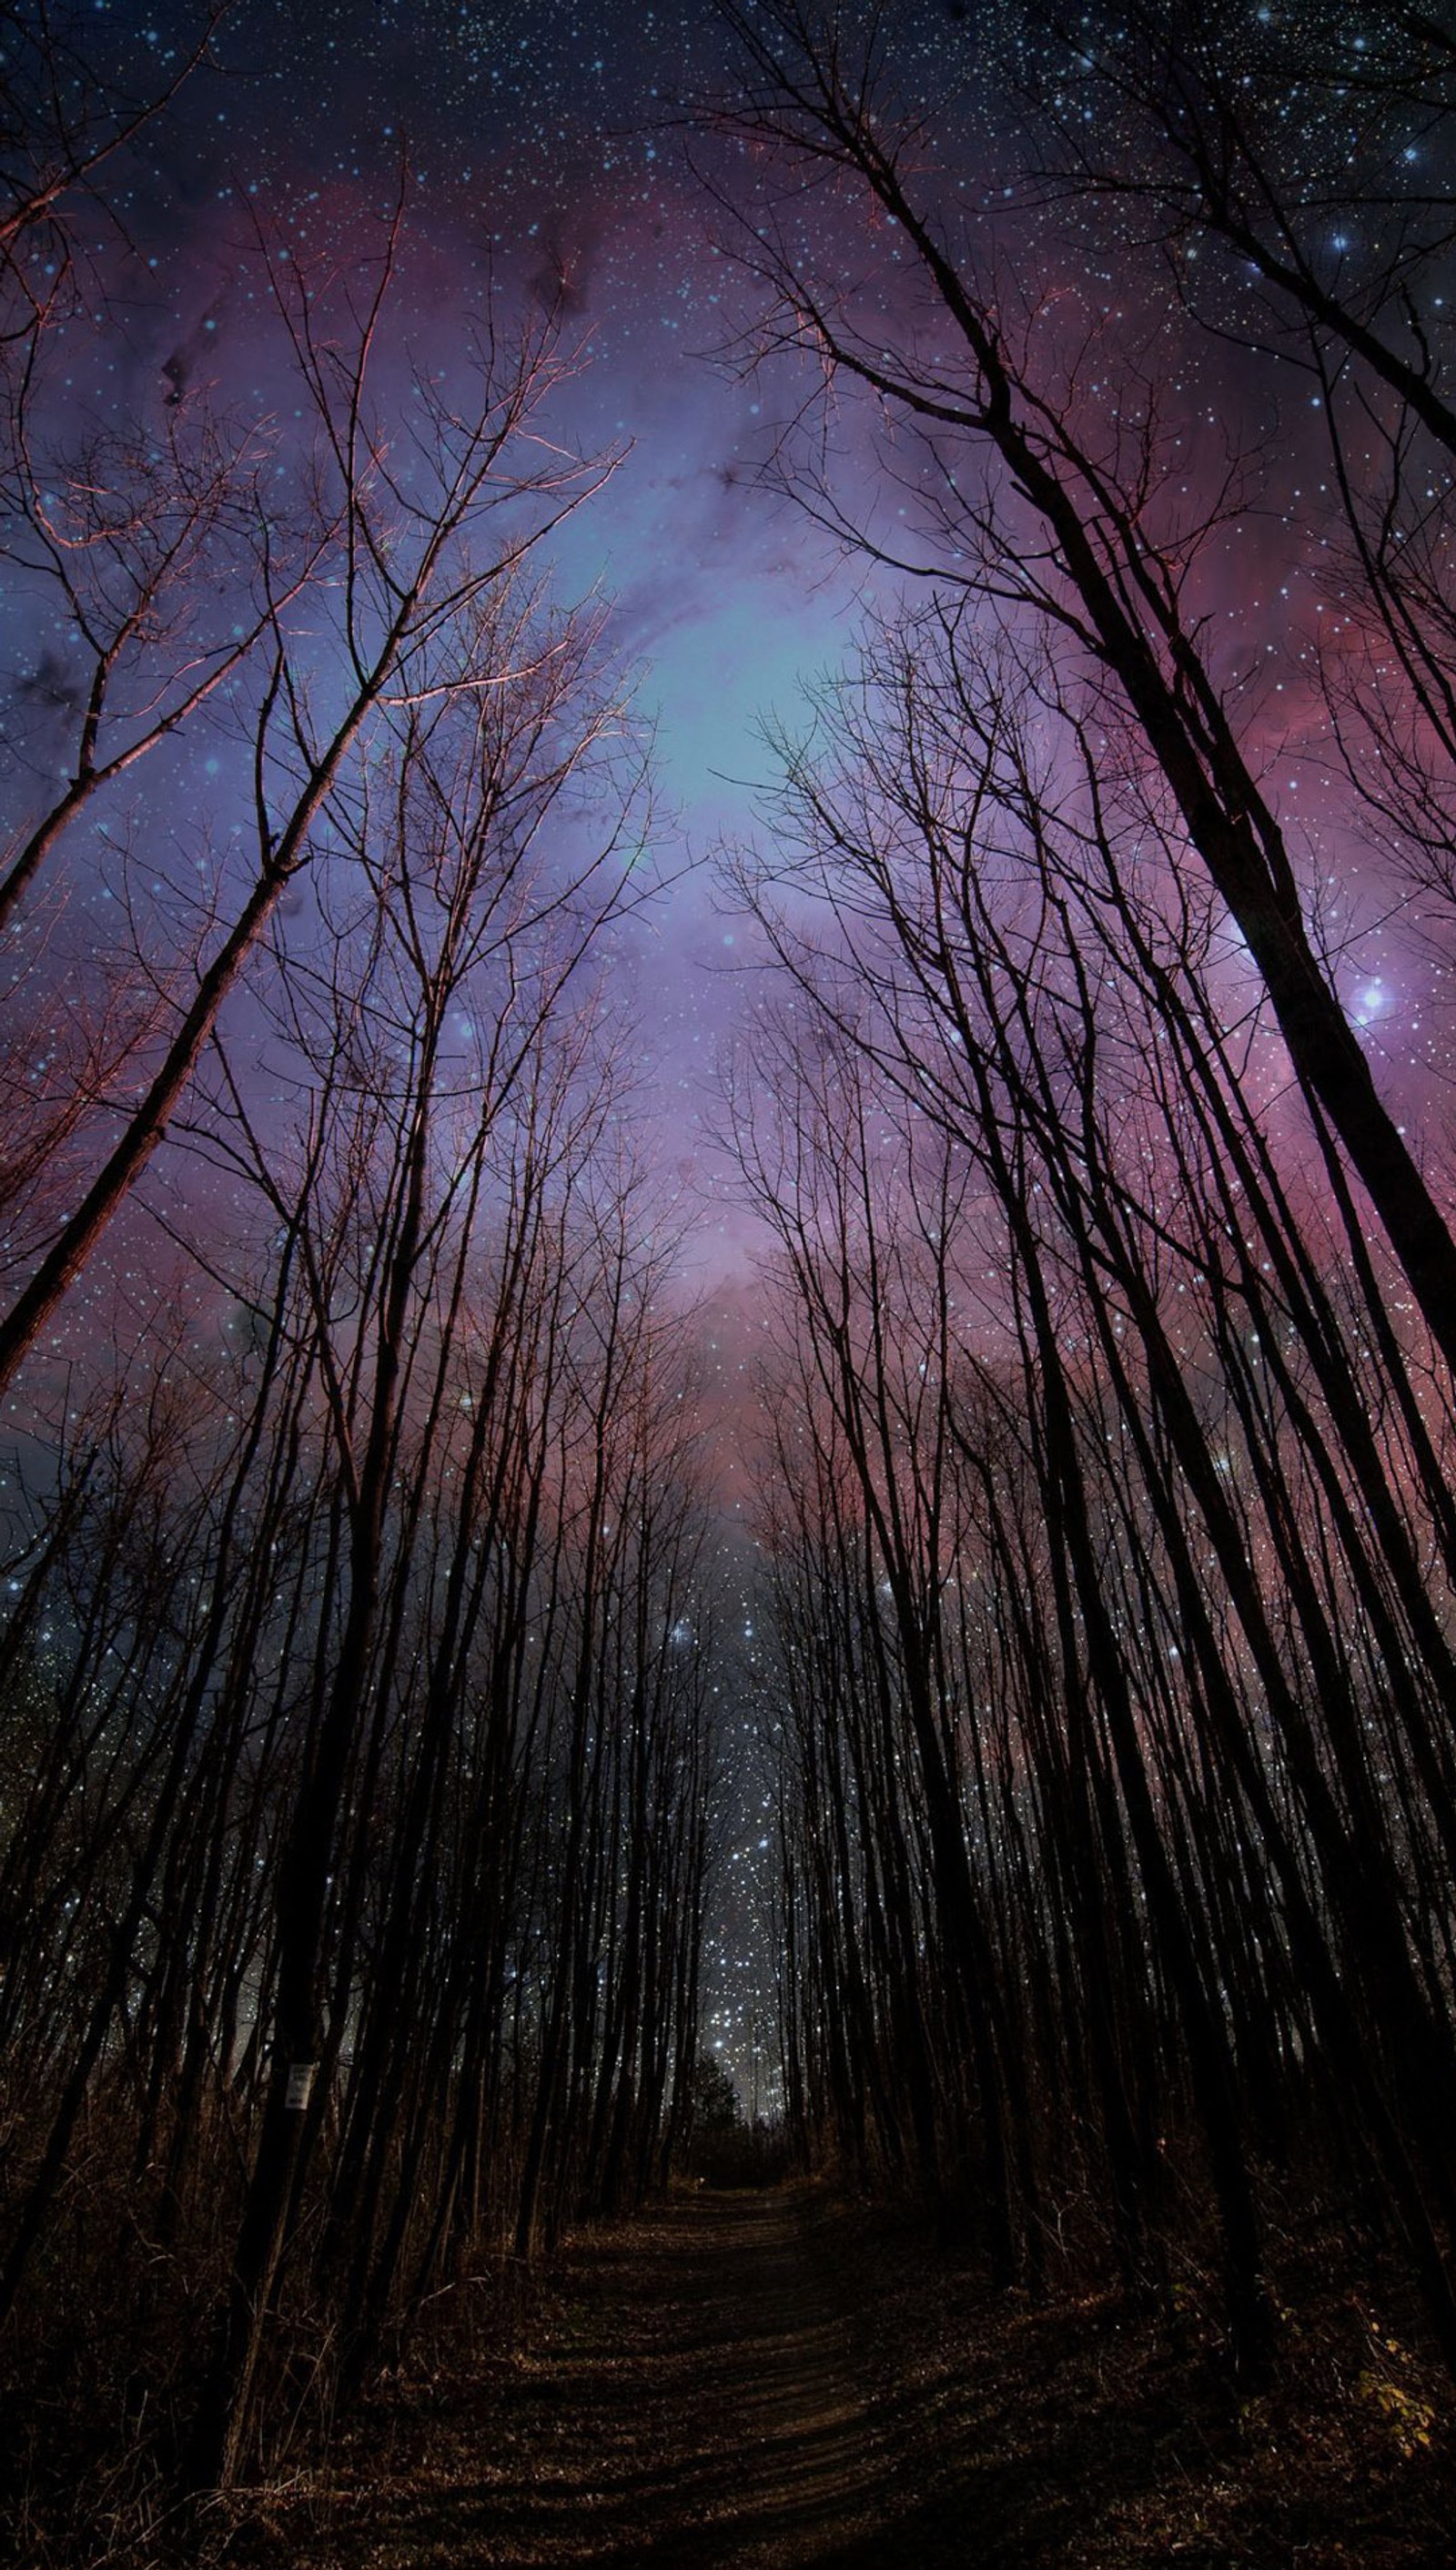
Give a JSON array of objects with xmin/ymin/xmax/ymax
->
[
  {"xmin": 229, "ymin": 2183, "xmax": 1456, "ymax": 2569},
  {"xmin": 617, "ymin": 2186, "xmax": 889, "ymax": 2565},
  {"xmin": 301, "ymin": 2184, "xmax": 900, "ymax": 2568}
]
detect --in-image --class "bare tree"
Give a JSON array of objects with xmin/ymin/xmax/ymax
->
[
  {"xmin": 728, "ymin": 580, "xmax": 1456, "ymax": 2367},
  {"xmin": 1021, "ymin": 1, "xmax": 1456, "ymax": 912},
  {"xmin": 703, "ymin": 0, "xmax": 1456, "ymax": 1378},
  {"xmin": 180, "ymin": 567, "xmax": 652, "ymax": 2484},
  {"xmin": 0, "ymin": 197, "xmax": 617, "ymax": 1401},
  {"xmin": 0, "ymin": 2, "xmax": 230, "ymax": 289}
]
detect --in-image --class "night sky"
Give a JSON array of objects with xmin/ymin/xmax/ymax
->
[
  {"xmin": 11, "ymin": 0, "xmax": 1450, "ymax": 1274},
  {"xmin": 6, "ymin": 0, "xmax": 886, "ymax": 2089},
  {"xmin": 53, "ymin": 0, "xmax": 893, "ymax": 1287},
  {"xmin": 6, "ymin": 0, "xmax": 1454, "ymax": 2095}
]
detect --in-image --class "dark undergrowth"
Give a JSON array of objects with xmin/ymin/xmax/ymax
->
[
  {"xmin": 816, "ymin": 2176, "xmax": 1456, "ymax": 2567},
  {"xmin": 0, "ymin": 2104, "xmax": 549, "ymax": 2570},
  {"xmin": 4, "ymin": 2161, "xmax": 1454, "ymax": 2566}
]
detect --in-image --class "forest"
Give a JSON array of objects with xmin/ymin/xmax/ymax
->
[{"xmin": 4, "ymin": 2, "xmax": 1456, "ymax": 2562}]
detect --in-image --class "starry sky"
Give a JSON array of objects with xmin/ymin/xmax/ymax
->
[
  {"xmin": 5, "ymin": 0, "xmax": 897, "ymax": 2092},
  {"xmin": 66, "ymin": 0, "xmax": 898, "ymax": 1290},
  {"xmin": 8, "ymin": 0, "xmax": 1455, "ymax": 2099},
  {"xmin": 275, "ymin": 10, "xmax": 1450, "ymax": 1051},
  {"xmin": 13, "ymin": 0, "xmax": 1450, "ymax": 1293}
]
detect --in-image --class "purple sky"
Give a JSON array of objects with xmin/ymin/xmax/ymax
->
[
  {"xmin": 12, "ymin": 0, "xmax": 1450, "ymax": 1314},
  {"xmin": 2, "ymin": 2, "xmax": 909, "ymax": 1310},
  {"xmin": 9, "ymin": 0, "xmax": 1456, "ymax": 2097}
]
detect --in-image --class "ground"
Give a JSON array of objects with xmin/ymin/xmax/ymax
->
[{"xmin": 211, "ymin": 2182, "xmax": 1456, "ymax": 2568}]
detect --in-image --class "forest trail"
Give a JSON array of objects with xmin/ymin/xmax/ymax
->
[
  {"xmin": 229, "ymin": 2181, "xmax": 1456, "ymax": 2569},
  {"xmin": 305, "ymin": 2182, "xmax": 905, "ymax": 2567}
]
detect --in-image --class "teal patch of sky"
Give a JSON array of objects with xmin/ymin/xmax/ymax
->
[{"xmin": 548, "ymin": 351, "xmax": 858, "ymax": 841}]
